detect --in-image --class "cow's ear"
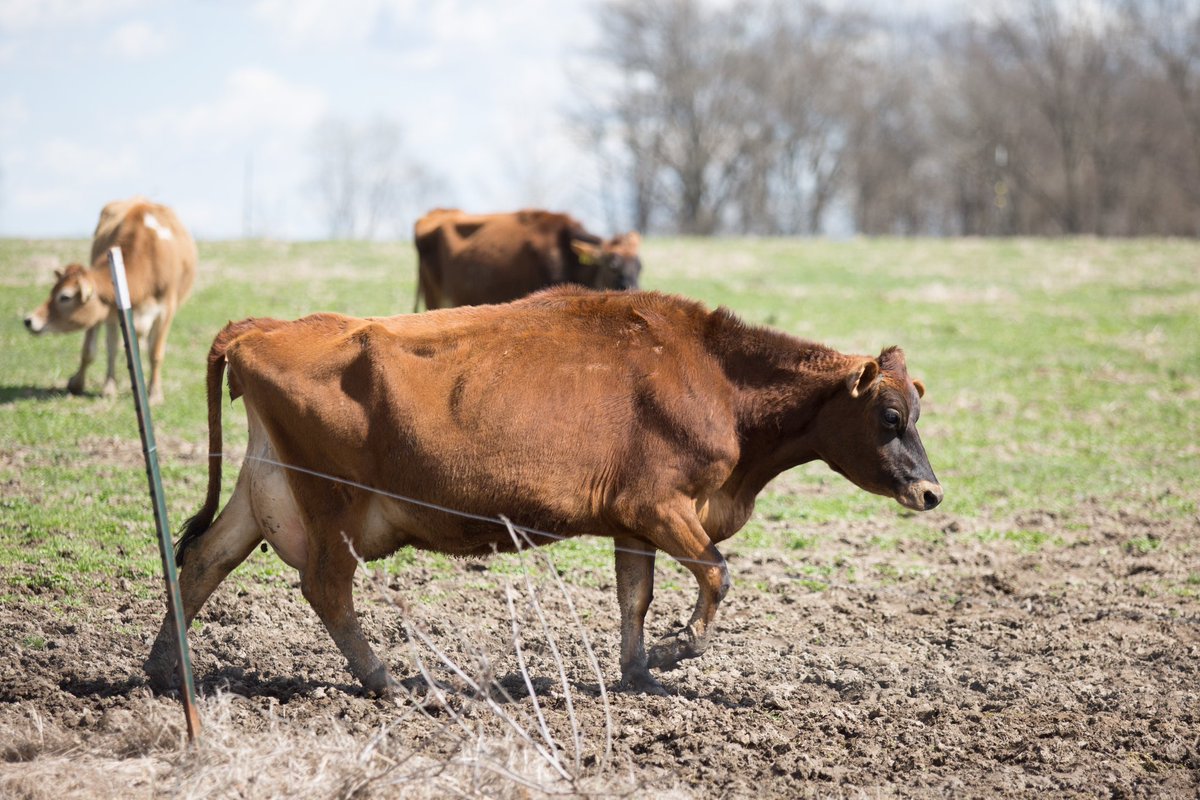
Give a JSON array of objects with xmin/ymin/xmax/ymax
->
[
  {"xmin": 846, "ymin": 359, "xmax": 880, "ymax": 398},
  {"xmin": 913, "ymin": 379, "xmax": 925, "ymax": 398},
  {"xmin": 53, "ymin": 268, "xmax": 63, "ymax": 280},
  {"xmin": 78, "ymin": 276, "xmax": 94, "ymax": 303},
  {"xmin": 571, "ymin": 239, "xmax": 599, "ymax": 265}
]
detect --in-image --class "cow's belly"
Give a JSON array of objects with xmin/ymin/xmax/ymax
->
[
  {"xmin": 245, "ymin": 416, "xmax": 309, "ymax": 570},
  {"xmin": 132, "ymin": 298, "xmax": 163, "ymax": 337},
  {"xmin": 358, "ymin": 495, "xmax": 428, "ymax": 560}
]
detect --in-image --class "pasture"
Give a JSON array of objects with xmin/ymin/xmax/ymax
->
[{"xmin": 1, "ymin": 236, "xmax": 1197, "ymax": 797}]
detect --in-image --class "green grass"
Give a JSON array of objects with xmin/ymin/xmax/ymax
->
[{"xmin": 2, "ymin": 236, "xmax": 1198, "ymax": 608}]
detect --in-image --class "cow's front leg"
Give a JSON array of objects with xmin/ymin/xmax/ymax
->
[
  {"xmin": 614, "ymin": 535, "xmax": 665, "ymax": 695},
  {"xmin": 67, "ymin": 324, "xmax": 100, "ymax": 395},
  {"xmin": 301, "ymin": 535, "xmax": 397, "ymax": 698},
  {"xmin": 101, "ymin": 316, "xmax": 120, "ymax": 398},
  {"xmin": 645, "ymin": 505, "xmax": 731, "ymax": 672}
]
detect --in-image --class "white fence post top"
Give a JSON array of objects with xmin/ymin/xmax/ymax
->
[{"xmin": 108, "ymin": 247, "xmax": 131, "ymax": 311}]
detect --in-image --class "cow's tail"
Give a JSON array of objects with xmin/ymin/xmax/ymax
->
[{"xmin": 174, "ymin": 318, "xmax": 276, "ymax": 567}]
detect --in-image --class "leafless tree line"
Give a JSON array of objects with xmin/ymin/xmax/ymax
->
[
  {"xmin": 309, "ymin": 117, "xmax": 444, "ymax": 240},
  {"xmin": 583, "ymin": 0, "xmax": 1200, "ymax": 236}
]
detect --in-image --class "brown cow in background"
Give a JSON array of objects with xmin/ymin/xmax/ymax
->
[
  {"xmin": 23, "ymin": 197, "xmax": 197, "ymax": 404},
  {"xmin": 146, "ymin": 287, "xmax": 942, "ymax": 698},
  {"xmin": 412, "ymin": 208, "xmax": 641, "ymax": 310}
]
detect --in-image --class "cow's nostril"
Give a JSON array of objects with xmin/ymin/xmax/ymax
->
[
  {"xmin": 23, "ymin": 317, "xmax": 33, "ymax": 330},
  {"xmin": 923, "ymin": 490, "xmax": 941, "ymax": 510}
]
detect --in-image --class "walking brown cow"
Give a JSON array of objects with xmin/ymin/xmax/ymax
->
[
  {"xmin": 23, "ymin": 197, "xmax": 197, "ymax": 404},
  {"xmin": 412, "ymin": 208, "xmax": 641, "ymax": 310},
  {"xmin": 146, "ymin": 287, "xmax": 941, "ymax": 697}
]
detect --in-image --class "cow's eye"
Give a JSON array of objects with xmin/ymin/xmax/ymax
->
[
  {"xmin": 882, "ymin": 408, "xmax": 901, "ymax": 428},
  {"xmin": 57, "ymin": 293, "xmax": 73, "ymax": 304}
]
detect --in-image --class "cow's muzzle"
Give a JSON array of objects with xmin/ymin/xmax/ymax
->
[
  {"xmin": 897, "ymin": 480, "xmax": 943, "ymax": 511},
  {"xmin": 24, "ymin": 314, "xmax": 45, "ymax": 334}
]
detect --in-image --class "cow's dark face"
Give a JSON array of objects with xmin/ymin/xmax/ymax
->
[
  {"xmin": 24, "ymin": 264, "xmax": 107, "ymax": 335},
  {"xmin": 814, "ymin": 348, "xmax": 942, "ymax": 512},
  {"xmin": 574, "ymin": 232, "xmax": 642, "ymax": 291}
]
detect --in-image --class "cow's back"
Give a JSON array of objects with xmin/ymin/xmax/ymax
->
[
  {"xmin": 228, "ymin": 289, "xmax": 739, "ymax": 538},
  {"xmin": 415, "ymin": 209, "xmax": 580, "ymax": 308},
  {"xmin": 91, "ymin": 198, "xmax": 197, "ymax": 307}
]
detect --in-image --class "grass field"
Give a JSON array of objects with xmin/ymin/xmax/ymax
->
[
  {"xmin": 3, "ymin": 236, "xmax": 1197, "ymax": 602},
  {"xmin": 2, "ymin": 236, "xmax": 1199, "ymax": 797}
]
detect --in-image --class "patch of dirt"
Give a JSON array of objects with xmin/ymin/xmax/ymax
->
[{"xmin": 1, "ymin": 501, "xmax": 1198, "ymax": 797}]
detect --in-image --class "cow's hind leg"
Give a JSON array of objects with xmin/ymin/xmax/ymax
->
[
  {"xmin": 144, "ymin": 304, "xmax": 174, "ymax": 404},
  {"xmin": 299, "ymin": 526, "xmax": 398, "ymax": 698},
  {"xmin": 614, "ymin": 535, "xmax": 666, "ymax": 695},
  {"xmin": 144, "ymin": 486, "xmax": 261, "ymax": 690},
  {"xmin": 642, "ymin": 502, "xmax": 731, "ymax": 673}
]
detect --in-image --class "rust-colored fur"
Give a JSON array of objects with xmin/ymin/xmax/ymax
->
[
  {"xmin": 412, "ymin": 208, "xmax": 641, "ymax": 310},
  {"xmin": 148, "ymin": 288, "xmax": 940, "ymax": 696}
]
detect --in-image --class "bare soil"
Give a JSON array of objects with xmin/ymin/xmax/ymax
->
[{"xmin": 2, "ymin": 498, "xmax": 1198, "ymax": 798}]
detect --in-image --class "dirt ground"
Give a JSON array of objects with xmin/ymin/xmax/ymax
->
[{"xmin": 1, "ymin": 492, "xmax": 1198, "ymax": 798}]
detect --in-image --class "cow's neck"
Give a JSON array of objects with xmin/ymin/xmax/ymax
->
[
  {"xmin": 702, "ymin": 308, "xmax": 854, "ymax": 534},
  {"xmin": 86, "ymin": 259, "xmax": 118, "ymax": 306}
]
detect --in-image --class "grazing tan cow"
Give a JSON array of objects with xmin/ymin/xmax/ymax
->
[
  {"xmin": 23, "ymin": 197, "xmax": 197, "ymax": 404},
  {"xmin": 412, "ymin": 208, "xmax": 641, "ymax": 310},
  {"xmin": 146, "ymin": 288, "xmax": 941, "ymax": 697}
]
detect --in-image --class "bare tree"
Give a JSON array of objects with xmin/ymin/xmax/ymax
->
[
  {"xmin": 589, "ymin": 0, "xmax": 773, "ymax": 234},
  {"xmin": 749, "ymin": 2, "xmax": 865, "ymax": 234},
  {"xmin": 1124, "ymin": 0, "xmax": 1200, "ymax": 230},
  {"xmin": 578, "ymin": 0, "xmax": 1200, "ymax": 237},
  {"xmin": 309, "ymin": 116, "xmax": 442, "ymax": 240}
]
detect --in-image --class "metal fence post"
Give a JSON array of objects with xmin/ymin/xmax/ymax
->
[{"xmin": 108, "ymin": 246, "xmax": 201, "ymax": 742}]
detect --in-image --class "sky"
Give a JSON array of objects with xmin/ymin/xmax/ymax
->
[{"xmin": 0, "ymin": 0, "xmax": 605, "ymax": 240}]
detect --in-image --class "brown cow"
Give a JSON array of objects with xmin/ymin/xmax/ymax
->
[
  {"xmin": 23, "ymin": 197, "xmax": 197, "ymax": 404},
  {"xmin": 145, "ymin": 287, "xmax": 941, "ymax": 697},
  {"xmin": 412, "ymin": 208, "xmax": 641, "ymax": 310}
]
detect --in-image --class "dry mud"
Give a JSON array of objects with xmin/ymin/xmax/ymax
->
[{"xmin": 1, "ymin": 500, "xmax": 1198, "ymax": 798}]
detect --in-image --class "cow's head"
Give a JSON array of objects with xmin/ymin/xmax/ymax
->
[
  {"xmin": 24, "ymin": 264, "xmax": 108, "ymax": 335},
  {"xmin": 571, "ymin": 232, "xmax": 642, "ymax": 291},
  {"xmin": 814, "ymin": 347, "xmax": 942, "ymax": 511}
]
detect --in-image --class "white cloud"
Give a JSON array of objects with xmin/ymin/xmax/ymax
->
[
  {"xmin": 0, "ymin": 94, "xmax": 30, "ymax": 138},
  {"xmin": 141, "ymin": 66, "xmax": 328, "ymax": 147},
  {"xmin": 253, "ymin": 0, "xmax": 582, "ymax": 53},
  {"xmin": 105, "ymin": 19, "xmax": 170, "ymax": 61},
  {"xmin": 0, "ymin": 0, "xmax": 148, "ymax": 32},
  {"xmin": 36, "ymin": 137, "xmax": 138, "ymax": 182},
  {"xmin": 252, "ymin": 0, "xmax": 419, "ymax": 47}
]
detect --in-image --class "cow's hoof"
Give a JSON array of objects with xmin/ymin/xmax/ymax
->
[
  {"xmin": 361, "ymin": 666, "xmax": 400, "ymax": 699},
  {"xmin": 618, "ymin": 670, "xmax": 668, "ymax": 696},
  {"xmin": 144, "ymin": 662, "xmax": 179, "ymax": 694},
  {"xmin": 66, "ymin": 377, "xmax": 86, "ymax": 396},
  {"xmin": 102, "ymin": 380, "xmax": 119, "ymax": 399},
  {"xmin": 647, "ymin": 628, "xmax": 699, "ymax": 671}
]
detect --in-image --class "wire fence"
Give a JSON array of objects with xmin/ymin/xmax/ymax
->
[{"xmin": 0, "ymin": 437, "xmax": 966, "ymax": 602}]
